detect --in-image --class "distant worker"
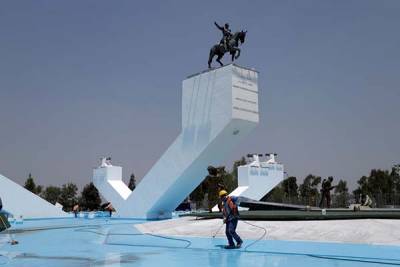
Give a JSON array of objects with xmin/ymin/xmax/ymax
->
[
  {"xmin": 325, "ymin": 177, "xmax": 336, "ymax": 208},
  {"xmin": 214, "ymin": 21, "xmax": 232, "ymax": 50},
  {"xmin": 219, "ymin": 190, "xmax": 243, "ymax": 249},
  {"xmin": 320, "ymin": 177, "xmax": 336, "ymax": 208},
  {"xmin": 105, "ymin": 203, "xmax": 113, "ymax": 217},
  {"xmin": 73, "ymin": 204, "xmax": 79, "ymax": 218},
  {"xmin": 361, "ymin": 194, "xmax": 373, "ymax": 207},
  {"xmin": 0, "ymin": 197, "xmax": 19, "ymax": 245},
  {"xmin": 319, "ymin": 179, "xmax": 327, "ymax": 208}
]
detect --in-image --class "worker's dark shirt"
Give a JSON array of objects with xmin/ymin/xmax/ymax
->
[{"xmin": 325, "ymin": 181, "xmax": 334, "ymax": 193}]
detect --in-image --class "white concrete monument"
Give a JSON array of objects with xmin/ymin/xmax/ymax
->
[
  {"xmin": 93, "ymin": 64, "xmax": 259, "ymax": 219},
  {"xmin": 0, "ymin": 174, "xmax": 67, "ymax": 219},
  {"xmin": 212, "ymin": 153, "xmax": 284, "ymax": 211}
]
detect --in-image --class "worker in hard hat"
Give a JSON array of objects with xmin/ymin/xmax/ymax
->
[{"xmin": 219, "ymin": 190, "xmax": 243, "ymax": 249}]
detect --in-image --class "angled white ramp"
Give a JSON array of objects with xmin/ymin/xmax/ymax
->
[
  {"xmin": 0, "ymin": 174, "xmax": 67, "ymax": 218},
  {"xmin": 93, "ymin": 64, "xmax": 259, "ymax": 219},
  {"xmin": 212, "ymin": 154, "xmax": 284, "ymax": 211}
]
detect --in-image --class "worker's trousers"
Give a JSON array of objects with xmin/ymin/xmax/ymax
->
[{"xmin": 225, "ymin": 218, "xmax": 242, "ymax": 246}]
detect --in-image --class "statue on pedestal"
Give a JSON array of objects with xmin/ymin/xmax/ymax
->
[{"xmin": 208, "ymin": 22, "xmax": 247, "ymax": 69}]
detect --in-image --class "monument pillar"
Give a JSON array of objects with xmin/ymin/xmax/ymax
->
[{"xmin": 93, "ymin": 64, "xmax": 259, "ymax": 219}]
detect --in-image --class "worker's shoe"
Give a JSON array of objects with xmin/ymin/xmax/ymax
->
[
  {"xmin": 236, "ymin": 241, "xmax": 243, "ymax": 248},
  {"xmin": 224, "ymin": 245, "xmax": 236, "ymax": 249}
]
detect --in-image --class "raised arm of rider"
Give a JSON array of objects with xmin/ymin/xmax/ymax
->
[{"xmin": 214, "ymin": 22, "xmax": 223, "ymax": 30}]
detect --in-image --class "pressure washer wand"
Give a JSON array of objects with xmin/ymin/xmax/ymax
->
[{"xmin": 212, "ymin": 222, "xmax": 224, "ymax": 238}]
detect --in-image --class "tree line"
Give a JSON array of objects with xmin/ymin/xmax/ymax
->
[
  {"xmin": 260, "ymin": 164, "xmax": 400, "ymax": 208},
  {"xmin": 352, "ymin": 165, "xmax": 400, "ymax": 207},
  {"xmin": 23, "ymin": 173, "xmax": 137, "ymax": 212},
  {"xmin": 189, "ymin": 158, "xmax": 400, "ymax": 209},
  {"xmin": 22, "ymin": 162, "xmax": 400, "ymax": 212}
]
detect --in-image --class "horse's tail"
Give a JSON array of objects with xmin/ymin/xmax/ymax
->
[
  {"xmin": 209, "ymin": 45, "xmax": 216, "ymax": 58},
  {"xmin": 208, "ymin": 45, "xmax": 216, "ymax": 68}
]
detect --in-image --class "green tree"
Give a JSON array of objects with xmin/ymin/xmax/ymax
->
[
  {"xmin": 189, "ymin": 183, "xmax": 204, "ymax": 209},
  {"xmin": 58, "ymin": 183, "xmax": 78, "ymax": 212},
  {"xmin": 282, "ymin": 176, "xmax": 299, "ymax": 203},
  {"xmin": 333, "ymin": 179, "xmax": 349, "ymax": 207},
  {"xmin": 190, "ymin": 166, "xmax": 226, "ymax": 210},
  {"xmin": 41, "ymin": 186, "xmax": 62, "ymax": 204},
  {"xmin": 262, "ymin": 185, "xmax": 284, "ymax": 202},
  {"xmin": 221, "ymin": 169, "xmax": 236, "ymax": 193},
  {"xmin": 353, "ymin": 168, "xmax": 398, "ymax": 207},
  {"xmin": 353, "ymin": 175, "xmax": 368, "ymax": 203},
  {"xmin": 128, "ymin": 173, "xmax": 136, "ymax": 191},
  {"xmin": 36, "ymin": 185, "xmax": 43, "ymax": 195},
  {"xmin": 24, "ymin": 173, "xmax": 43, "ymax": 195},
  {"xmin": 370, "ymin": 169, "xmax": 393, "ymax": 206},
  {"xmin": 24, "ymin": 173, "xmax": 38, "ymax": 193},
  {"xmin": 392, "ymin": 165, "xmax": 400, "ymax": 205},
  {"xmin": 299, "ymin": 174, "xmax": 321, "ymax": 206},
  {"xmin": 215, "ymin": 157, "xmax": 248, "ymax": 196},
  {"xmin": 79, "ymin": 183, "xmax": 101, "ymax": 211},
  {"xmin": 393, "ymin": 164, "xmax": 400, "ymax": 176},
  {"xmin": 189, "ymin": 161, "xmax": 242, "ymax": 210},
  {"xmin": 262, "ymin": 176, "xmax": 299, "ymax": 204},
  {"xmin": 231, "ymin": 157, "xmax": 247, "ymax": 186}
]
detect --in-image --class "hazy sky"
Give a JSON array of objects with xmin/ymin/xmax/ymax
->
[{"xmin": 0, "ymin": 1, "xmax": 399, "ymax": 190}]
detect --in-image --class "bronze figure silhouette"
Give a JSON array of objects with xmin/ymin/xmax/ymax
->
[{"xmin": 208, "ymin": 22, "xmax": 247, "ymax": 69}]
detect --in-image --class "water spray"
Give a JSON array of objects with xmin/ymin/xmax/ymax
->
[{"xmin": 212, "ymin": 222, "xmax": 224, "ymax": 238}]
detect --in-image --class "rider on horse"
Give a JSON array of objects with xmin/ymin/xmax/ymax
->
[
  {"xmin": 208, "ymin": 23, "xmax": 247, "ymax": 68},
  {"xmin": 214, "ymin": 22, "xmax": 232, "ymax": 51}
]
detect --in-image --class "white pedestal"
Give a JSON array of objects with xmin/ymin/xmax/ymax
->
[{"xmin": 93, "ymin": 165, "xmax": 132, "ymax": 201}]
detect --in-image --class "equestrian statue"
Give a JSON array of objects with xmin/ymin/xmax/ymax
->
[{"xmin": 208, "ymin": 22, "xmax": 247, "ymax": 69}]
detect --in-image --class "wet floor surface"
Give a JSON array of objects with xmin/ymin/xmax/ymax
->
[{"xmin": 1, "ymin": 218, "xmax": 400, "ymax": 267}]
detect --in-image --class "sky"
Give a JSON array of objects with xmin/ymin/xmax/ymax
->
[{"xmin": 0, "ymin": 0, "xmax": 399, "ymax": 191}]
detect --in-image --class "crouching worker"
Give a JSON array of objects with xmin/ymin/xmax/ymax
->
[
  {"xmin": 0, "ymin": 197, "xmax": 18, "ymax": 245},
  {"xmin": 219, "ymin": 190, "xmax": 243, "ymax": 249}
]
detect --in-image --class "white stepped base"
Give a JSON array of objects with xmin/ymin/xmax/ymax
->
[{"xmin": 0, "ymin": 174, "xmax": 67, "ymax": 219}]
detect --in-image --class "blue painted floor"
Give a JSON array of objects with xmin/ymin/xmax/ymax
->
[{"xmin": 1, "ymin": 218, "xmax": 400, "ymax": 266}]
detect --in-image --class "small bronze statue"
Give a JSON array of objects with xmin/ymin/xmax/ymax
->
[{"xmin": 208, "ymin": 22, "xmax": 247, "ymax": 69}]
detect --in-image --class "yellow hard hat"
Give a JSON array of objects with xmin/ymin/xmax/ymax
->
[{"xmin": 219, "ymin": 190, "xmax": 228, "ymax": 197}]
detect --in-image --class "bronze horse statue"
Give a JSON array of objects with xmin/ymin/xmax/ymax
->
[{"xmin": 208, "ymin": 30, "xmax": 247, "ymax": 69}]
